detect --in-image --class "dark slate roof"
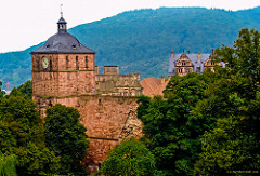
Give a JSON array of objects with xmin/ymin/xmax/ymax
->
[
  {"xmin": 57, "ymin": 17, "xmax": 67, "ymax": 24},
  {"xmin": 31, "ymin": 17, "xmax": 95, "ymax": 54},
  {"xmin": 31, "ymin": 32, "xmax": 95, "ymax": 54},
  {"xmin": 168, "ymin": 53, "xmax": 225, "ymax": 77}
]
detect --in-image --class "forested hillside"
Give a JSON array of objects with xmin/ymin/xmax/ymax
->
[{"xmin": 1, "ymin": 7, "xmax": 260, "ymax": 90}]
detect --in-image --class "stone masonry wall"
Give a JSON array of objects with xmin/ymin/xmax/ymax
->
[
  {"xmin": 32, "ymin": 54, "xmax": 95, "ymax": 97},
  {"xmin": 33, "ymin": 95, "xmax": 143, "ymax": 173}
]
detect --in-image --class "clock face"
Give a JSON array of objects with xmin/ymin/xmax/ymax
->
[{"xmin": 42, "ymin": 57, "xmax": 49, "ymax": 69}]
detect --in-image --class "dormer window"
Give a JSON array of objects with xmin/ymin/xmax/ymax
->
[
  {"xmin": 47, "ymin": 45, "xmax": 50, "ymax": 49},
  {"xmin": 73, "ymin": 44, "xmax": 76, "ymax": 49}
]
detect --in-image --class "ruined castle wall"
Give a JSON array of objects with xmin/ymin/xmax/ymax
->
[{"xmin": 33, "ymin": 95, "xmax": 142, "ymax": 173}]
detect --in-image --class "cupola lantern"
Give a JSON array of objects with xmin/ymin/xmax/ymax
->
[
  {"xmin": 57, "ymin": 4, "xmax": 67, "ymax": 33},
  {"xmin": 57, "ymin": 16, "xmax": 67, "ymax": 33}
]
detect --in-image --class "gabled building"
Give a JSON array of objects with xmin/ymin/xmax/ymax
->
[{"xmin": 168, "ymin": 50, "xmax": 225, "ymax": 77}]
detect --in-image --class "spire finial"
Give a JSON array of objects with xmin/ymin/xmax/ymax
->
[
  {"xmin": 61, "ymin": 4, "xmax": 63, "ymax": 17},
  {"xmin": 57, "ymin": 4, "xmax": 67, "ymax": 33}
]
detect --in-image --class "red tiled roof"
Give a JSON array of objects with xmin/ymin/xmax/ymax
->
[{"xmin": 140, "ymin": 78, "xmax": 169, "ymax": 97}]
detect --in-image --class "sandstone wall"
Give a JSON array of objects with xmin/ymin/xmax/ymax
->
[
  {"xmin": 33, "ymin": 95, "xmax": 143, "ymax": 173},
  {"xmin": 32, "ymin": 54, "xmax": 95, "ymax": 97}
]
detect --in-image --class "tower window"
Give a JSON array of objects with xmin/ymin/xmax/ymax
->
[
  {"xmin": 76, "ymin": 56, "xmax": 79, "ymax": 70},
  {"xmin": 36, "ymin": 59, "xmax": 40, "ymax": 70},
  {"xmin": 85, "ymin": 56, "xmax": 88, "ymax": 68},
  {"xmin": 50, "ymin": 59, "xmax": 53, "ymax": 71},
  {"xmin": 66, "ymin": 56, "xmax": 69, "ymax": 70}
]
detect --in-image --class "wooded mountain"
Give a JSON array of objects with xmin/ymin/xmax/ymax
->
[{"xmin": 1, "ymin": 7, "xmax": 260, "ymax": 90}]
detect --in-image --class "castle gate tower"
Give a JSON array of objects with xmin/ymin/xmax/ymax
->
[
  {"xmin": 31, "ymin": 15, "xmax": 143, "ymax": 174},
  {"xmin": 31, "ymin": 16, "xmax": 95, "ymax": 116}
]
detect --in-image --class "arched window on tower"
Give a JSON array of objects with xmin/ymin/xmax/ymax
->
[
  {"xmin": 85, "ymin": 56, "xmax": 88, "ymax": 69},
  {"xmin": 76, "ymin": 56, "xmax": 79, "ymax": 70},
  {"xmin": 66, "ymin": 56, "xmax": 69, "ymax": 70},
  {"xmin": 36, "ymin": 59, "xmax": 40, "ymax": 70},
  {"xmin": 50, "ymin": 59, "xmax": 53, "ymax": 71}
]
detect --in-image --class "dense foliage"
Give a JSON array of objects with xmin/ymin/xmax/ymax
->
[
  {"xmin": 2, "ymin": 7, "xmax": 260, "ymax": 90},
  {"xmin": 44, "ymin": 104, "xmax": 89, "ymax": 176},
  {"xmin": 194, "ymin": 28, "xmax": 260, "ymax": 175},
  {"xmin": 0, "ymin": 82, "xmax": 89, "ymax": 175},
  {"xmin": 0, "ymin": 82, "xmax": 4, "ymax": 98},
  {"xmin": 138, "ymin": 72, "xmax": 217, "ymax": 175},
  {"xmin": 0, "ymin": 151, "xmax": 16, "ymax": 176},
  {"xmin": 137, "ymin": 28, "xmax": 260, "ymax": 175},
  {"xmin": 10, "ymin": 80, "xmax": 32, "ymax": 99},
  {"xmin": 0, "ymin": 94, "xmax": 60, "ymax": 175},
  {"xmin": 101, "ymin": 138, "xmax": 156, "ymax": 176}
]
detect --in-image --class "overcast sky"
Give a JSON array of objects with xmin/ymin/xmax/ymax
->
[{"xmin": 0, "ymin": 0, "xmax": 259, "ymax": 53}]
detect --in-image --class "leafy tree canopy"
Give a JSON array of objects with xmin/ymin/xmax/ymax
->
[
  {"xmin": 0, "ymin": 81, "xmax": 5, "ymax": 98},
  {"xmin": 0, "ymin": 94, "xmax": 60, "ymax": 175},
  {"xmin": 100, "ymin": 138, "xmax": 156, "ymax": 176},
  {"xmin": 10, "ymin": 80, "xmax": 32, "ymax": 99},
  {"xmin": 44, "ymin": 104, "xmax": 89, "ymax": 176},
  {"xmin": 138, "ymin": 72, "xmax": 219, "ymax": 175},
  {"xmin": 194, "ymin": 28, "xmax": 260, "ymax": 175},
  {"xmin": 0, "ymin": 151, "xmax": 16, "ymax": 176}
]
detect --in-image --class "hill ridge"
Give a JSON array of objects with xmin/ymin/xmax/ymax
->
[{"xmin": 1, "ymin": 7, "xmax": 260, "ymax": 90}]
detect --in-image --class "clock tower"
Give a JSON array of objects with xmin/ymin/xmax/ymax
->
[
  {"xmin": 30, "ymin": 13, "xmax": 144, "ymax": 174},
  {"xmin": 31, "ymin": 15, "xmax": 95, "ymax": 115}
]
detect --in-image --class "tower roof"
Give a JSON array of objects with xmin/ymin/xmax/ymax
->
[
  {"xmin": 57, "ymin": 16, "xmax": 67, "ymax": 24},
  {"xmin": 31, "ymin": 16, "xmax": 95, "ymax": 54}
]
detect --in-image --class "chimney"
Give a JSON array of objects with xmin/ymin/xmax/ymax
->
[
  {"xmin": 198, "ymin": 52, "xmax": 201, "ymax": 61},
  {"xmin": 161, "ymin": 76, "xmax": 165, "ymax": 84},
  {"xmin": 95, "ymin": 65, "xmax": 99, "ymax": 75},
  {"xmin": 187, "ymin": 50, "xmax": 190, "ymax": 54},
  {"xmin": 171, "ymin": 50, "xmax": 174, "ymax": 57},
  {"xmin": 211, "ymin": 49, "xmax": 214, "ymax": 55}
]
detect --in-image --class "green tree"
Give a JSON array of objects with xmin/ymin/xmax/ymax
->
[
  {"xmin": 0, "ymin": 151, "xmax": 16, "ymax": 176},
  {"xmin": 136, "ymin": 95, "xmax": 151, "ymax": 119},
  {"xmin": 194, "ymin": 28, "xmax": 260, "ymax": 175},
  {"xmin": 0, "ymin": 81, "xmax": 5, "ymax": 98},
  {"xmin": 138, "ymin": 72, "xmax": 216, "ymax": 175},
  {"xmin": 0, "ymin": 94, "xmax": 60, "ymax": 175},
  {"xmin": 10, "ymin": 80, "xmax": 32, "ymax": 99},
  {"xmin": 101, "ymin": 138, "xmax": 156, "ymax": 176},
  {"xmin": 44, "ymin": 104, "xmax": 89, "ymax": 176}
]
